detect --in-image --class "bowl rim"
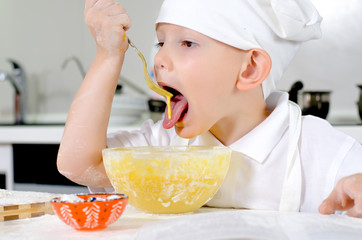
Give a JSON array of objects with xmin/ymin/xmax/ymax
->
[
  {"xmin": 50, "ymin": 193, "xmax": 128, "ymax": 203},
  {"xmin": 102, "ymin": 145, "xmax": 231, "ymax": 154}
]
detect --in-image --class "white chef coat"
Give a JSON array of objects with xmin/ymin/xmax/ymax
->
[{"xmin": 102, "ymin": 91, "xmax": 362, "ymax": 213}]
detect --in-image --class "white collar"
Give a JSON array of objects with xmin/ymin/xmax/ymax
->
[
  {"xmin": 228, "ymin": 91, "xmax": 289, "ymax": 164},
  {"xmin": 193, "ymin": 91, "xmax": 289, "ymax": 164}
]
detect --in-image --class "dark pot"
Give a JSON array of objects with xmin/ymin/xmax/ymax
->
[
  {"xmin": 301, "ymin": 91, "xmax": 331, "ymax": 119},
  {"xmin": 358, "ymin": 85, "xmax": 362, "ymax": 121},
  {"xmin": 148, "ymin": 99, "xmax": 166, "ymax": 122}
]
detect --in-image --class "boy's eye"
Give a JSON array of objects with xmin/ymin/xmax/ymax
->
[
  {"xmin": 181, "ymin": 41, "xmax": 195, "ymax": 48},
  {"xmin": 155, "ymin": 42, "xmax": 164, "ymax": 48}
]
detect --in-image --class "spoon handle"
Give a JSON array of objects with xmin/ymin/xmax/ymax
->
[{"xmin": 127, "ymin": 38, "xmax": 173, "ymax": 119}]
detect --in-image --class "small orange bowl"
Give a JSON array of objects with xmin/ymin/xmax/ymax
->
[{"xmin": 51, "ymin": 193, "xmax": 128, "ymax": 231}]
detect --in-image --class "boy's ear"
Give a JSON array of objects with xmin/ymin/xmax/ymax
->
[{"xmin": 236, "ymin": 49, "xmax": 271, "ymax": 91}]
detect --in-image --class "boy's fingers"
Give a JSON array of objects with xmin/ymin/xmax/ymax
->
[
  {"xmin": 347, "ymin": 206, "xmax": 362, "ymax": 218},
  {"xmin": 319, "ymin": 174, "xmax": 362, "ymax": 216},
  {"xmin": 318, "ymin": 195, "xmax": 352, "ymax": 214},
  {"xmin": 319, "ymin": 190, "xmax": 341, "ymax": 214},
  {"xmin": 106, "ymin": 3, "xmax": 127, "ymax": 16},
  {"xmin": 86, "ymin": 0, "xmax": 115, "ymax": 10},
  {"xmin": 346, "ymin": 187, "xmax": 362, "ymax": 217},
  {"xmin": 94, "ymin": 0, "xmax": 116, "ymax": 8},
  {"xmin": 319, "ymin": 182, "xmax": 350, "ymax": 214},
  {"xmin": 110, "ymin": 14, "xmax": 132, "ymax": 30},
  {"xmin": 85, "ymin": 0, "xmax": 99, "ymax": 10}
]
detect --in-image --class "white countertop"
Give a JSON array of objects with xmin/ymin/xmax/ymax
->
[
  {"xmin": 0, "ymin": 122, "xmax": 361, "ymax": 144},
  {"xmin": 1, "ymin": 204, "xmax": 362, "ymax": 240},
  {"xmin": 0, "ymin": 124, "xmax": 140, "ymax": 144}
]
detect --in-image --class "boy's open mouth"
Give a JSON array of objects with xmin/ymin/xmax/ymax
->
[{"xmin": 162, "ymin": 86, "xmax": 189, "ymax": 129}]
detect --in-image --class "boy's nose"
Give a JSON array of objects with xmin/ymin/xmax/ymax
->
[
  {"xmin": 160, "ymin": 64, "xmax": 168, "ymax": 70},
  {"xmin": 154, "ymin": 47, "xmax": 172, "ymax": 73}
]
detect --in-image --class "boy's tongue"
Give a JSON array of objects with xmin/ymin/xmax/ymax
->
[{"xmin": 163, "ymin": 94, "xmax": 188, "ymax": 129}]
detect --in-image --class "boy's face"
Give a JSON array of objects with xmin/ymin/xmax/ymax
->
[{"xmin": 154, "ymin": 23, "xmax": 248, "ymax": 139}]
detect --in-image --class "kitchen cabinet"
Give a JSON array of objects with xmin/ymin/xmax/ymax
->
[
  {"xmin": 0, "ymin": 144, "xmax": 12, "ymax": 190},
  {"xmin": 12, "ymin": 143, "xmax": 75, "ymax": 186},
  {"xmin": 0, "ymin": 125, "xmax": 138, "ymax": 191}
]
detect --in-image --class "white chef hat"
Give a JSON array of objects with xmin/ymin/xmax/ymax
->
[{"xmin": 155, "ymin": 0, "xmax": 322, "ymax": 99}]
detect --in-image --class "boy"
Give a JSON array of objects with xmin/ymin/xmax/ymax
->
[{"xmin": 57, "ymin": 0, "xmax": 362, "ymax": 217}]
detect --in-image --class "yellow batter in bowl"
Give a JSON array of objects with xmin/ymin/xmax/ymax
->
[{"xmin": 102, "ymin": 146, "xmax": 231, "ymax": 214}]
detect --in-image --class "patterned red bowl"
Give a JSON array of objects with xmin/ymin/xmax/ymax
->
[{"xmin": 51, "ymin": 193, "xmax": 128, "ymax": 230}]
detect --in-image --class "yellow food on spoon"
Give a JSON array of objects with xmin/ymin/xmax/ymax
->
[{"xmin": 128, "ymin": 38, "xmax": 173, "ymax": 119}]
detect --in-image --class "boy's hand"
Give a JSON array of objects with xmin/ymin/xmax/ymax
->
[
  {"xmin": 84, "ymin": 0, "xmax": 131, "ymax": 57},
  {"xmin": 319, "ymin": 174, "xmax": 362, "ymax": 217}
]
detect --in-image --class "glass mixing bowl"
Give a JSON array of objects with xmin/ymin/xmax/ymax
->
[{"xmin": 102, "ymin": 146, "xmax": 231, "ymax": 214}]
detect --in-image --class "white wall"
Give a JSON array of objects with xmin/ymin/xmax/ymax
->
[
  {"xmin": 279, "ymin": 0, "xmax": 362, "ymax": 122},
  {"xmin": 0, "ymin": 0, "xmax": 85, "ymax": 120},
  {"xmin": 0, "ymin": 0, "xmax": 361, "ymax": 123}
]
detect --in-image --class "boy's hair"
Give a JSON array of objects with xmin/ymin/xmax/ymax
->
[{"xmin": 156, "ymin": 0, "xmax": 322, "ymax": 99}]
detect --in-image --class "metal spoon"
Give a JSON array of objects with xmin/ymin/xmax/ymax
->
[{"xmin": 128, "ymin": 38, "xmax": 173, "ymax": 119}]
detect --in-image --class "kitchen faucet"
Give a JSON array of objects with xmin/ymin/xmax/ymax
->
[
  {"xmin": 62, "ymin": 55, "xmax": 86, "ymax": 78},
  {"xmin": 61, "ymin": 55, "xmax": 148, "ymax": 96},
  {"xmin": 0, "ymin": 59, "xmax": 27, "ymax": 125}
]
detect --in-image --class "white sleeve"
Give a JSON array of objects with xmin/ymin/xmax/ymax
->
[
  {"xmin": 335, "ymin": 141, "xmax": 362, "ymax": 183},
  {"xmin": 299, "ymin": 117, "xmax": 360, "ymax": 212},
  {"xmin": 330, "ymin": 140, "xmax": 362, "ymax": 215},
  {"xmin": 106, "ymin": 119, "xmax": 176, "ymax": 148},
  {"xmin": 92, "ymin": 119, "xmax": 187, "ymax": 194}
]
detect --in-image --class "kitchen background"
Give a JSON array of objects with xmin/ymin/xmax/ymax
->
[
  {"xmin": 0, "ymin": 0, "xmax": 362, "ymax": 125},
  {"xmin": 0, "ymin": 0, "xmax": 164, "ymax": 125},
  {"xmin": 1, "ymin": 0, "xmax": 362, "ymax": 194}
]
